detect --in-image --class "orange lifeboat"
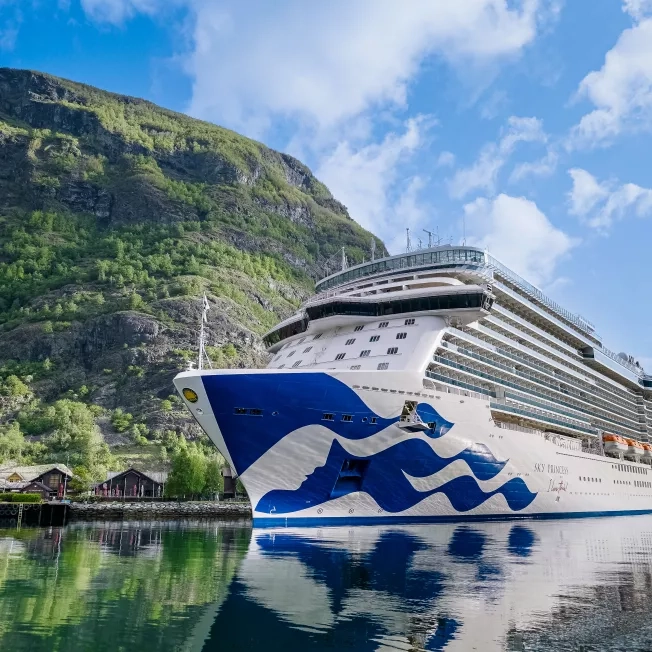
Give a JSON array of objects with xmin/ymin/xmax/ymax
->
[
  {"xmin": 603, "ymin": 433, "xmax": 628, "ymax": 454},
  {"xmin": 626, "ymin": 439, "xmax": 645, "ymax": 457},
  {"xmin": 642, "ymin": 443, "xmax": 652, "ymax": 461}
]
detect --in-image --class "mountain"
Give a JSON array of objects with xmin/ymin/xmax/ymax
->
[{"xmin": 0, "ymin": 68, "xmax": 385, "ymax": 476}]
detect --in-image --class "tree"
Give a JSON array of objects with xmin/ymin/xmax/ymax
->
[
  {"xmin": 111, "ymin": 408, "xmax": 133, "ymax": 432},
  {"xmin": 203, "ymin": 458, "xmax": 223, "ymax": 497},
  {"xmin": 69, "ymin": 465, "xmax": 93, "ymax": 494},
  {"xmin": 165, "ymin": 444, "xmax": 206, "ymax": 499},
  {"xmin": 1, "ymin": 374, "xmax": 29, "ymax": 398},
  {"xmin": 0, "ymin": 421, "xmax": 25, "ymax": 462},
  {"xmin": 44, "ymin": 400, "xmax": 112, "ymax": 476}
]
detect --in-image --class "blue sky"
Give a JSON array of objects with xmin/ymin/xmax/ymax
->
[{"xmin": 2, "ymin": 0, "xmax": 652, "ymax": 363}]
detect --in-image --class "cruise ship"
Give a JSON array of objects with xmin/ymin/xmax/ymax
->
[{"xmin": 174, "ymin": 245, "xmax": 652, "ymax": 526}]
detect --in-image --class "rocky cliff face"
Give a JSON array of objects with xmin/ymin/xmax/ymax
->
[{"xmin": 0, "ymin": 68, "xmax": 386, "ymax": 458}]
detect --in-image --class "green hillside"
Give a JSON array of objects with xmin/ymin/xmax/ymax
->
[{"xmin": 0, "ymin": 68, "xmax": 386, "ymax": 483}]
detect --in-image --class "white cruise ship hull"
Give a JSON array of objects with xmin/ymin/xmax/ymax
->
[{"xmin": 174, "ymin": 368, "xmax": 652, "ymax": 526}]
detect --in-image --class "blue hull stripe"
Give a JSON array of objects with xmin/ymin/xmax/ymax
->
[{"xmin": 253, "ymin": 508, "xmax": 652, "ymax": 528}]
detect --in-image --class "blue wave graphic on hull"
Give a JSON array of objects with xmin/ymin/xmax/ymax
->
[
  {"xmin": 201, "ymin": 372, "xmax": 453, "ymax": 474},
  {"xmin": 256, "ymin": 439, "xmax": 536, "ymax": 515}
]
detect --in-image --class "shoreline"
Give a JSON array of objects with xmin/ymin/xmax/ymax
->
[{"xmin": 68, "ymin": 500, "xmax": 253, "ymax": 519}]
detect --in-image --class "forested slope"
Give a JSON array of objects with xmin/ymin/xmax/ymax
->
[{"xmin": 0, "ymin": 68, "xmax": 385, "ymax": 482}]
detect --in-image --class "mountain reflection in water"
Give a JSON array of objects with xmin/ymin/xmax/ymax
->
[{"xmin": 2, "ymin": 517, "xmax": 652, "ymax": 650}]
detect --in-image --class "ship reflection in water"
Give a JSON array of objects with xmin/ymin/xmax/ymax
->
[{"xmin": 2, "ymin": 518, "xmax": 652, "ymax": 650}]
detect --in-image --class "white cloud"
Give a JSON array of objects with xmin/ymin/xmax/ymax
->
[
  {"xmin": 436, "ymin": 151, "xmax": 456, "ymax": 168},
  {"xmin": 448, "ymin": 116, "xmax": 546, "ymax": 198},
  {"xmin": 623, "ymin": 0, "xmax": 652, "ymax": 20},
  {"xmin": 316, "ymin": 118, "xmax": 429, "ymax": 244},
  {"xmin": 509, "ymin": 148, "xmax": 558, "ymax": 182},
  {"xmin": 567, "ymin": 168, "xmax": 608, "ymax": 217},
  {"xmin": 464, "ymin": 194, "xmax": 576, "ymax": 286},
  {"xmin": 567, "ymin": 168, "xmax": 652, "ymax": 231},
  {"xmin": 572, "ymin": 18, "xmax": 652, "ymax": 146},
  {"xmin": 184, "ymin": 0, "xmax": 545, "ymax": 136},
  {"xmin": 80, "ymin": 0, "xmax": 159, "ymax": 24}
]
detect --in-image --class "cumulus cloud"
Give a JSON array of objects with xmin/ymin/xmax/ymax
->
[
  {"xmin": 567, "ymin": 168, "xmax": 652, "ymax": 232},
  {"xmin": 316, "ymin": 117, "xmax": 429, "ymax": 243},
  {"xmin": 509, "ymin": 148, "xmax": 558, "ymax": 182},
  {"xmin": 185, "ymin": 0, "xmax": 545, "ymax": 135},
  {"xmin": 567, "ymin": 168, "xmax": 609, "ymax": 217},
  {"xmin": 448, "ymin": 116, "xmax": 547, "ymax": 198},
  {"xmin": 571, "ymin": 18, "xmax": 652, "ymax": 146},
  {"xmin": 465, "ymin": 194, "xmax": 576, "ymax": 286},
  {"xmin": 623, "ymin": 0, "xmax": 652, "ymax": 20}
]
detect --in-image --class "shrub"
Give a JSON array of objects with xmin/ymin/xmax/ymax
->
[
  {"xmin": 111, "ymin": 408, "xmax": 133, "ymax": 433},
  {"xmin": 0, "ymin": 493, "xmax": 42, "ymax": 503}
]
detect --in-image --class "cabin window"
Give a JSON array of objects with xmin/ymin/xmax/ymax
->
[
  {"xmin": 287, "ymin": 351, "xmax": 295, "ymax": 358},
  {"xmin": 377, "ymin": 362, "xmax": 389, "ymax": 370},
  {"xmin": 303, "ymin": 346, "xmax": 313, "ymax": 353},
  {"xmin": 313, "ymin": 333, "xmax": 323, "ymax": 340},
  {"xmin": 387, "ymin": 347, "xmax": 398, "ymax": 355},
  {"xmin": 322, "ymin": 413, "xmax": 334, "ymax": 421},
  {"xmin": 345, "ymin": 339, "xmax": 356, "ymax": 345},
  {"xmin": 350, "ymin": 365, "xmax": 361, "ymax": 370},
  {"xmin": 249, "ymin": 408, "xmax": 263, "ymax": 416},
  {"xmin": 278, "ymin": 364, "xmax": 285, "ymax": 369},
  {"xmin": 379, "ymin": 322, "xmax": 389, "ymax": 328},
  {"xmin": 370, "ymin": 335, "xmax": 380, "ymax": 342},
  {"xmin": 342, "ymin": 415, "xmax": 353, "ymax": 422},
  {"xmin": 335, "ymin": 353, "xmax": 346, "ymax": 360},
  {"xmin": 292, "ymin": 360, "xmax": 302, "ymax": 368},
  {"xmin": 360, "ymin": 350, "xmax": 370, "ymax": 357},
  {"xmin": 396, "ymin": 332, "xmax": 407, "ymax": 340},
  {"xmin": 370, "ymin": 417, "xmax": 378, "ymax": 424},
  {"xmin": 235, "ymin": 407, "xmax": 246, "ymax": 414},
  {"xmin": 405, "ymin": 318, "xmax": 415, "ymax": 325},
  {"xmin": 354, "ymin": 325, "xmax": 364, "ymax": 332}
]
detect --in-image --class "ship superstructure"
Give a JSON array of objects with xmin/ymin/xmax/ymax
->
[{"xmin": 175, "ymin": 246, "xmax": 652, "ymax": 525}]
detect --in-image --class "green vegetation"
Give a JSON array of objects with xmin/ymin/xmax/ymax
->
[
  {"xmin": 0, "ymin": 492, "xmax": 41, "ymax": 503},
  {"xmin": 165, "ymin": 442, "xmax": 224, "ymax": 499},
  {"xmin": 0, "ymin": 522, "xmax": 251, "ymax": 649},
  {"xmin": 0, "ymin": 68, "xmax": 386, "ymax": 485}
]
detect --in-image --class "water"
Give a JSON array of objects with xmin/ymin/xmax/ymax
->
[{"xmin": 2, "ymin": 517, "xmax": 652, "ymax": 651}]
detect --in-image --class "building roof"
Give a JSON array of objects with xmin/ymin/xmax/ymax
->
[
  {"xmin": 0, "ymin": 463, "xmax": 74, "ymax": 482},
  {"xmin": 103, "ymin": 468, "xmax": 168, "ymax": 485},
  {"xmin": 0, "ymin": 479, "xmax": 28, "ymax": 490},
  {"xmin": 22, "ymin": 481, "xmax": 55, "ymax": 493}
]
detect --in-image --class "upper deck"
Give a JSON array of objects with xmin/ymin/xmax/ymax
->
[{"xmin": 315, "ymin": 245, "xmax": 651, "ymax": 387}]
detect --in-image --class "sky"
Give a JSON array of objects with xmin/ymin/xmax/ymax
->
[{"xmin": 2, "ymin": 0, "xmax": 652, "ymax": 364}]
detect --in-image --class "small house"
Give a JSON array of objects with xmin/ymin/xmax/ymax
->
[
  {"xmin": 0, "ymin": 464, "xmax": 73, "ymax": 496},
  {"xmin": 95, "ymin": 468, "xmax": 168, "ymax": 498}
]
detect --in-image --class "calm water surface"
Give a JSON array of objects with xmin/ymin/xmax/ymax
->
[{"xmin": 2, "ymin": 516, "xmax": 652, "ymax": 650}]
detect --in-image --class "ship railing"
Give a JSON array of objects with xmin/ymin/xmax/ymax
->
[
  {"xmin": 494, "ymin": 421, "xmax": 544, "ymax": 436},
  {"xmin": 422, "ymin": 378, "xmax": 488, "ymax": 401},
  {"xmin": 485, "ymin": 255, "xmax": 597, "ymax": 336},
  {"xmin": 490, "ymin": 399, "xmax": 597, "ymax": 436}
]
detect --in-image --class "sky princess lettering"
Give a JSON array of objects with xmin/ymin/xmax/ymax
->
[{"xmin": 533, "ymin": 462, "xmax": 569, "ymax": 475}]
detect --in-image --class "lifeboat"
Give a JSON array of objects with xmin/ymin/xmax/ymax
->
[
  {"xmin": 626, "ymin": 439, "xmax": 645, "ymax": 457},
  {"xmin": 642, "ymin": 443, "xmax": 652, "ymax": 461},
  {"xmin": 603, "ymin": 433, "xmax": 628, "ymax": 454}
]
